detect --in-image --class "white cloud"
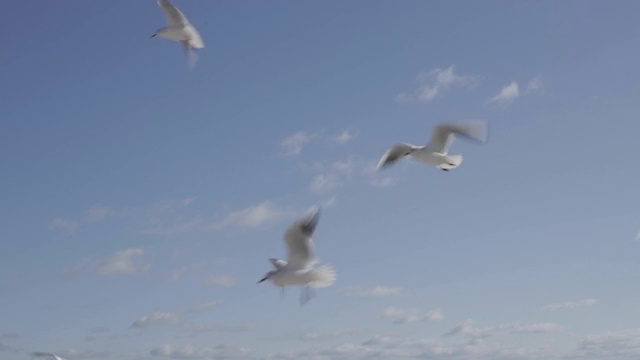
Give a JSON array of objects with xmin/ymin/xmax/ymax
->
[
  {"xmin": 281, "ymin": 131, "xmax": 314, "ymax": 156},
  {"xmin": 269, "ymin": 334, "xmax": 542, "ymax": 360},
  {"xmin": 97, "ymin": 248, "xmax": 148, "ymax": 276},
  {"xmin": 298, "ymin": 329, "xmax": 358, "ymax": 342},
  {"xmin": 445, "ymin": 319, "xmax": 562, "ymax": 338},
  {"xmin": 213, "ymin": 202, "xmax": 286, "ymax": 230},
  {"xmin": 54, "ymin": 349, "xmax": 112, "ymax": 359},
  {"xmin": 204, "ymin": 275, "xmax": 235, "ymax": 287},
  {"xmin": 150, "ymin": 344, "xmax": 250, "ymax": 359},
  {"xmin": 130, "ymin": 311, "xmax": 182, "ymax": 329},
  {"xmin": 369, "ymin": 176, "xmax": 398, "ymax": 188},
  {"xmin": 168, "ymin": 266, "xmax": 188, "ymax": 281},
  {"xmin": 396, "ymin": 65, "xmax": 475, "ymax": 103},
  {"xmin": 635, "ymin": 230, "xmax": 640, "ymax": 242},
  {"xmin": 48, "ymin": 218, "xmax": 79, "ymax": 236},
  {"xmin": 574, "ymin": 328, "xmax": 640, "ymax": 359},
  {"xmin": 543, "ymin": 298, "xmax": 599, "ymax": 312},
  {"xmin": 381, "ymin": 306, "xmax": 444, "ymax": 324},
  {"xmin": 309, "ymin": 158, "xmax": 355, "ymax": 194},
  {"xmin": 341, "ymin": 286, "xmax": 404, "ymax": 298},
  {"xmin": 321, "ymin": 196, "xmax": 338, "ymax": 208},
  {"xmin": 186, "ymin": 301, "xmax": 223, "ymax": 314},
  {"xmin": 310, "ymin": 173, "xmax": 341, "ymax": 193},
  {"xmin": 84, "ymin": 204, "xmax": 112, "ymax": 222},
  {"xmin": 526, "ymin": 76, "xmax": 543, "ymax": 93},
  {"xmin": 140, "ymin": 217, "xmax": 206, "ymax": 236},
  {"xmin": 489, "ymin": 81, "xmax": 520, "ymax": 104},
  {"xmin": 332, "ymin": 129, "xmax": 357, "ymax": 144}
]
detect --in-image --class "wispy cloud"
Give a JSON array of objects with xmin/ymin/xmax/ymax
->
[
  {"xmin": 543, "ymin": 298, "xmax": 599, "ymax": 312},
  {"xmin": 213, "ymin": 202, "xmax": 286, "ymax": 230},
  {"xmin": 150, "ymin": 344, "xmax": 250, "ymax": 360},
  {"xmin": 84, "ymin": 204, "xmax": 112, "ymax": 222},
  {"xmin": 332, "ymin": 129, "xmax": 358, "ymax": 144},
  {"xmin": 131, "ymin": 311, "xmax": 182, "ymax": 329},
  {"xmin": 488, "ymin": 81, "xmax": 520, "ymax": 105},
  {"xmin": 186, "ymin": 301, "xmax": 224, "ymax": 314},
  {"xmin": 204, "ymin": 275, "xmax": 236, "ymax": 288},
  {"xmin": 48, "ymin": 218, "xmax": 79, "ymax": 236},
  {"xmin": 281, "ymin": 131, "xmax": 314, "ymax": 156},
  {"xmin": 309, "ymin": 158, "xmax": 355, "ymax": 194},
  {"xmin": 396, "ymin": 65, "xmax": 476, "ymax": 103},
  {"xmin": 526, "ymin": 76, "xmax": 543, "ymax": 93},
  {"xmin": 97, "ymin": 248, "xmax": 149, "ymax": 277},
  {"xmin": 576, "ymin": 328, "xmax": 640, "ymax": 359},
  {"xmin": 341, "ymin": 286, "xmax": 404, "ymax": 298},
  {"xmin": 445, "ymin": 319, "xmax": 562, "ymax": 338},
  {"xmin": 381, "ymin": 306, "xmax": 444, "ymax": 324}
]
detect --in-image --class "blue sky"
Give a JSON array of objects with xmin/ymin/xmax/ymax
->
[{"xmin": 1, "ymin": 1, "xmax": 640, "ymax": 359}]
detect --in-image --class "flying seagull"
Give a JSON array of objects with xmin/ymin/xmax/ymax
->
[
  {"xmin": 376, "ymin": 120, "xmax": 489, "ymax": 172},
  {"xmin": 151, "ymin": 0, "xmax": 205, "ymax": 67},
  {"xmin": 258, "ymin": 207, "xmax": 336, "ymax": 305},
  {"xmin": 32, "ymin": 352, "xmax": 66, "ymax": 360}
]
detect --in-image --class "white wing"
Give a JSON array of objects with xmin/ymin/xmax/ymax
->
[
  {"xmin": 269, "ymin": 258, "xmax": 287, "ymax": 269},
  {"xmin": 284, "ymin": 207, "xmax": 321, "ymax": 269},
  {"xmin": 425, "ymin": 120, "xmax": 488, "ymax": 154},
  {"xmin": 157, "ymin": 0, "xmax": 190, "ymax": 27},
  {"xmin": 376, "ymin": 143, "xmax": 418, "ymax": 171}
]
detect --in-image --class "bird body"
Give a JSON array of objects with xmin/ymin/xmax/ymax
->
[
  {"xmin": 258, "ymin": 207, "xmax": 336, "ymax": 305},
  {"xmin": 152, "ymin": 0, "xmax": 204, "ymax": 65},
  {"xmin": 376, "ymin": 120, "xmax": 488, "ymax": 172}
]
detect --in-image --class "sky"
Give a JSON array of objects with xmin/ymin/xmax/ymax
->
[{"xmin": 1, "ymin": 1, "xmax": 640, "ymax": 359}]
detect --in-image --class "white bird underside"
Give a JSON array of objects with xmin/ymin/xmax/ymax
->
[
  {"xmin": 260, "ymin": 207, "xmax": 336, "ymax": 304},
  {"xmin": 155, "ymin": 0, "xmax": 204, "ymax": 66},
  {"xmin": 376, "ymin": 120, "xmax": 488, "ymax": 171}
]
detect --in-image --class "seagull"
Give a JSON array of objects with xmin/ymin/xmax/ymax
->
[
  {"xmin": 376, "ymin": 120, "xmax": 489, "ymax": 172},
  {"xmin": 258, "ymin": 207, "xmax": 336, "ymax": 305},
  {"xmin": 32, "ymin": 352, "xmax": 66, "ymax": 360},
  {"xmin": 151, "ymin": 0, "xmax": 205, "ymax": 66}
]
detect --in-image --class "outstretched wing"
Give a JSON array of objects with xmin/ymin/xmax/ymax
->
[
  {"xmin": 376, "ymin": 143, "xmax": 418, "ymax": 171},
  {"xmin": 284, "ymin": 207, "xmax": 321, "ymax": 269},
  {"xmin": 425, "ymin": 120, "xmax": 488, "ymax": 154},
  {"xmin": 157, "ymin": 0, "xmax": 189, "ymax": 27},
  {"xmin": 269, "ymin": 258, "xmax": 287, "ymax": 269}
]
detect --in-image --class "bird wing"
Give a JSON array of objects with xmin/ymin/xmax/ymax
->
[
  {"xmin": 284, "ymin": 207, "xmax": 321, "ymax": 269},
  {"xmin": 425, "ymin": 120, "xmax": 488, "ymax": 154},
  {"xmin": 269, "ymin": 258, "xmax": 287, "ymax": 269},
  {"xmin": 157, "ymin": 0, "xmax": 189, "ymax": 27},
  {"xmin": 376, "ymin": 143, "xmax": 417, "ymax": 171}
]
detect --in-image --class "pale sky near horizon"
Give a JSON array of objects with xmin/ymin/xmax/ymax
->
[{"xmin": 1, "ymin": 1, "xmax": 640, "ymax": 359}]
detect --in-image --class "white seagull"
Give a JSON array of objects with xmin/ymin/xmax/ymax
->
[
  {"xmin": 151, "ymin": 0, "xmax": 205, "ymax": 66},
  {"xmin": 258, "ymin": 207, "xmax": 336, "ymax": 305},
  {"xmin": 376, "ymin": 120, "xmax": 489, "ymax": 172},
  {"xmin": 32, "ymin": 352, "xmax": 66, "ymax": 360}
]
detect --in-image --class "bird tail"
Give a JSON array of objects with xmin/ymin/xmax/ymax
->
[
  {"xmin": 307, "ymin": 264, "xmax": 336, "ymax": 288},
  {"xmin": 440, "ymin": 154, "xmax": 463, "ymax": 170}
]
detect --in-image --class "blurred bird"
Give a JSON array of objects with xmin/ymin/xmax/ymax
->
[
  {"xmin": 151, "ymin": 0, "xmax": 205, "ymax": 67},
  {"xmin": 376, "ymin": 120, "xmax": 489, "ymax": 172},
  {"xmin": 258, "ymin": 207, "xmax": 336, "ymax": 305}
]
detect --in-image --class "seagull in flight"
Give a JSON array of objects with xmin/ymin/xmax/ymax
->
[
  {"xmin": 32, "ymin": 352, "xmax": 66, "ymax": 360},
  {"xmin": 258, "ymin": 207, "xmax": 336, "ymax": 305},
  {"xmin": 151, "ymin": 0, "xmax": 205, "ymax": 67},
  {"xmin": 376, "ymin": 120, "xmax": 489, "ymax": 172}
]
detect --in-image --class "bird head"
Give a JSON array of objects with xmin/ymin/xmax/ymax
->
[{"xmin": 257, "ymin": 270, "xmax": 275, "ymax": 284}]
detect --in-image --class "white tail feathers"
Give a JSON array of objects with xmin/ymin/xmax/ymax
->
[
  {"xmin": 307, "ymin": 264, "xmax": 336, "ymax": 288},
  {"xmin": 440, "ymin": 154, "xmax": 463, "ymax": 170}
]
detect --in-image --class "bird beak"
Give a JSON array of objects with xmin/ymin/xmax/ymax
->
[
  {"xmin": 257, "ymin": 277, "xmax": 267, "ymax": 284},
  {"xmin": 150, "ymin": 34, "xmax": 157, "ymax": 38}
]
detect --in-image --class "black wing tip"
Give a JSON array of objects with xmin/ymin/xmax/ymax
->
[{"xmin": 300, "ymin": 206, "xmax": 321, "ymax": 235}]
